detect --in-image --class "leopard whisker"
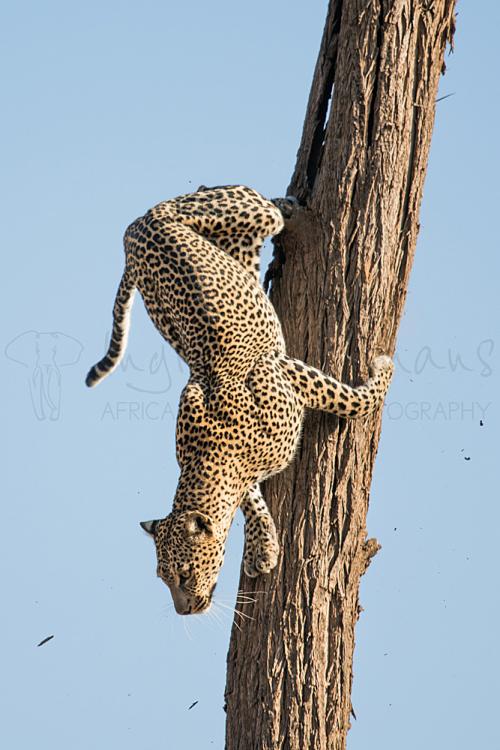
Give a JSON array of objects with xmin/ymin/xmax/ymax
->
[
  {"xmin": 196, "ymin": 608, "xmax": 222, "ymax": 632},
  {"xmin": 232, "ymin": 619, "xmax": 242, "ymax": 633},
  {"xmin": 210, "ymin": 604, "xmax": 226, "ymax": 629},
  {"xmin": 216, "ymin": 601, "xmax": 255, "ymax": 621},
  {"xmin": 182, "ymin": 616, "xmax": 189, "ymax": 640},
  {"xmin": 234, "ymin": 607, "xmax": 255, "ymax": 622},
  {"xmin": 218, "ymin": 595, "xmax": 257, "ymax": 605},
  {"xmin": 212, "ymin": 601, "xmax": 243, "ymax": 631}
]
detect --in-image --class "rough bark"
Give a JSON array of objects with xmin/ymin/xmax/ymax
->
[{"xmin": 225, "ymin": 2, "xmax": 456, "ymax": 749}]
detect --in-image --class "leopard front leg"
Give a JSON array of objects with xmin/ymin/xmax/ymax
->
[{"xmin": 240, "ymin": 485, "xmax": 279, "ymax": 578}]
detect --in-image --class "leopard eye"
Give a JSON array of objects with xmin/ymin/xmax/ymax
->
[
  {"xmin": 157, "ymin": 565, "xmax": 173, "ymax": 583},
  {"xmin": 178, "ymin": 568, "xmax": 191, "ymax": 587}
]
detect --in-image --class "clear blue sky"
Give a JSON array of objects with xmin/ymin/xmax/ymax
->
[{"xmin": 1, "ymin": 2, "xmax": 498, "ymax": 748}]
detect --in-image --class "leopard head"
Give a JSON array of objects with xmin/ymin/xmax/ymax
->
[{"xmin": 140, "ymin": 510, "xmax": 224, "ymax": 615}]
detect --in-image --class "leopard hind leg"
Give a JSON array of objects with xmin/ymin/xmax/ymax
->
[
  {"xmin": 168, "ymin": 185, "xmax": 285, "ymax": 283},
  {"xmin": 279, "ymin": 355, "xmax": 394, "ymax": 418}
]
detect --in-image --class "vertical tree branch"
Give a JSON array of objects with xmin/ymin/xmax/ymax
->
[{"xmin": 225, "ymin": 2, "xmax": 456, "ymax": 748}]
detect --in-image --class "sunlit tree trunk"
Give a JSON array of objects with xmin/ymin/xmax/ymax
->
[{"xmin": 225, "ymin": 1, "xmax": 456, "ymax": 748}]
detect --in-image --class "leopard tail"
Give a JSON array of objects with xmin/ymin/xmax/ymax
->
[{"xmin": 85, "ymin": 268, "xmax": 136, "ymax": 387}]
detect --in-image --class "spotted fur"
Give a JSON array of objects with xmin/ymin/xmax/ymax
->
[{"xmin": 86, "ymin": 185, "xmax": 393, "ymax": 614}]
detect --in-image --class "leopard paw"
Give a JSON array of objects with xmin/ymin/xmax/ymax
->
[
  {"xmin": 271, "ymin": 195, "xmax": 299, "ymax": 220},
  {"xmin": 369, "ymin": 354, "xmax": 394, "ymax": 377},
  {"xmin": 243, "ymin": 515, "xmax": 279, "ymax": 578}
]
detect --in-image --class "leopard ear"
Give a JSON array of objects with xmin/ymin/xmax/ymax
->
[
  {"xmin": 140, "ymin": 519, "xmax": 160, "ymax": 536},
  {"xmin": 183, "ymin": 511, "xmax": 213, "ymax": 537}
]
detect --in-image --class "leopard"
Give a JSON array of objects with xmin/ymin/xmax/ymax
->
[{"xmin": 85, "ymin": 185, "xmax": 394, "ymax": 615}]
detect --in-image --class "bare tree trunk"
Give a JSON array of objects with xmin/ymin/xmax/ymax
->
[{"xmin": 225, "ymin": 2, "xmax": 456, "ymax": 749}]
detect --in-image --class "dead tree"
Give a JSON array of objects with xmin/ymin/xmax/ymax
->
[{"xmin": 224, "ymin": 1, "xmax": 456, "ymax": 749}]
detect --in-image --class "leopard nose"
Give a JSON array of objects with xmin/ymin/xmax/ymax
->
[
  {"xmin": 173, "ymin": 599, "xmax": 191, "ymax": 615},
  {"xmin": 170, "ymin": 586, "xmax": 190, "ymax": 615}
]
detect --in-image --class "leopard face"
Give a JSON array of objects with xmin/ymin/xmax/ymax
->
[{"xmin": 140, "ymin": 511, "xmax": 224, "ymax": 614}]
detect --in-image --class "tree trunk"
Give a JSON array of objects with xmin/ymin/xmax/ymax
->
[{"xmin": 224, "ymin": 2, "xmax": 456, "ymax": 749}]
